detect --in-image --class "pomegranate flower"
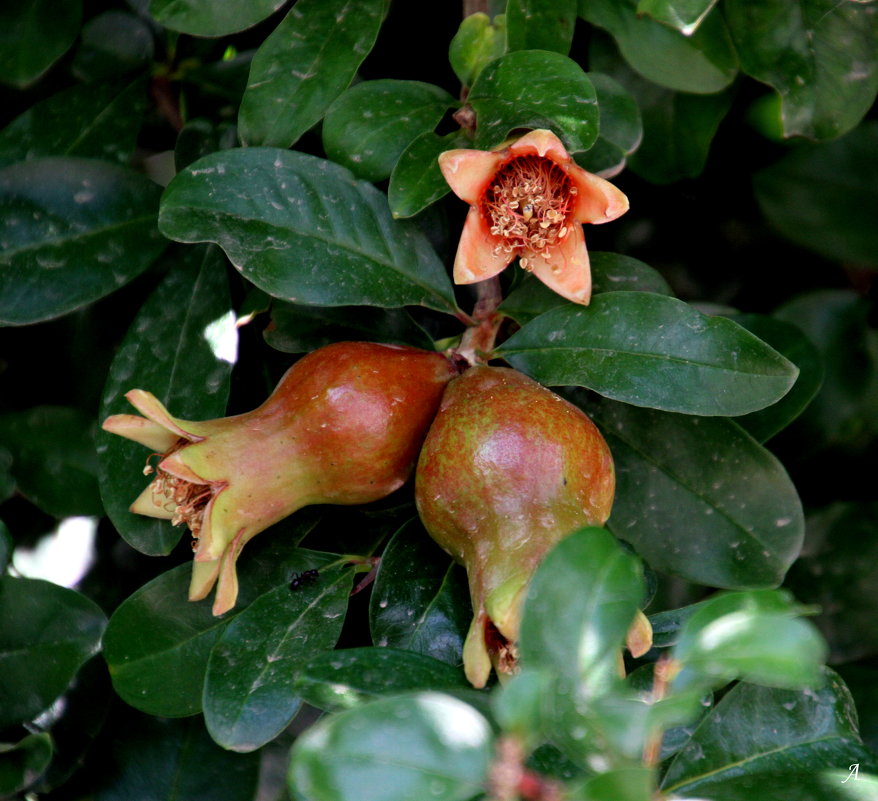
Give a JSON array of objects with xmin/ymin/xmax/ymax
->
[
  {"xmin": 438, "ymin": 129, "xmax": 629, "ymax": 305},
  {"xmin": 102, "ymin": 342, "xmax": 457, "ymax": 616}
]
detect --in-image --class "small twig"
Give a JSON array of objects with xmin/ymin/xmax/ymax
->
[
  {"xmin": 642, "ymin": 655, "xmax": 678, "ymax": 767},
  {"xmin": 487, "ymin": 737, "xmax": 562, "ymax": 801},
  {"xmin": 455, "ymin": 277, "xmax": 504, "ymax": 366}
]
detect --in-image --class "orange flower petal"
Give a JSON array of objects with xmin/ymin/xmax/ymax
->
[
  {"xmin": 527, "ymin": 223, "xmax": 593, "ymax": 305},
  {"xmin": 438, "ymin": 148, "xmax": 503, "ymax": 204},
  {"xmin": 506, "ymin": 128, "xmax": 571, "ymax": 162},
  {"xmin": 453, "ymin": 205, "xmax": 515, "ymax": 285},
  {"xmin": 566, "ymin": 165, "xmax": 630, "ymax": 225}
]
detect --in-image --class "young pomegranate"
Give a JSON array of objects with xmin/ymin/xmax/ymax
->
[
  {"xmin": 415, "ymin": 366, "xmax": 616, "ymax": 687},
  {"xmin": 103, "ymin": 341, "xmax": 457, "ymax": 615}
]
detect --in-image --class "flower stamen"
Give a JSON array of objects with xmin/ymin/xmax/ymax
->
[{"xmin": 147, "ymin": 439, "xmax": 213, "ymax": 544}]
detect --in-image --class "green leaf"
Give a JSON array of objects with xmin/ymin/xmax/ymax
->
[
  {"xmin": 637, "ymin": 0, "xmax": 718, "ymax": 35},
  {"xmin": 755, "ymin": 123, "xmax": 878, "ymax": 267},
  {"xmin": 568, "ymin": 767, "xmax": 655, "ymax": 801},
  {"xmin": 95, "ymin": 714, "xmax": 259, "ymax": 801},
  {"xmin": 576, "ymin": 395, "xmax": 805, "ymax": 590},
  {"xmin": 0, "ymin": 406, "xmax": 102, "ymax": 517},
  {"xmin": 580, "ymin": 0, "xmax": 737, "ymax": 94},
  {"xmin": 0, "ymin": 733, "xmax": 53, "ymax": 797},
  {"xmin": 238, "ymin": 0, "xmax": 386, "ymax": 148},
  {"xmin": 0, "ymin": 158, "xmax": 165, "ymax": 326},
  {"xmin": 469, "ymin": 50, "xmax": 599, "ymax": 152},
  {"xmin": 0, "ymin": 577, "xmax": 106, "ymax": 727},
  {"xmin": 671, "ymin": 590, "xmax": 826, "ymax": 692},
  {"xmin": 664, "ymin": 770, "xmax": 878, "ymax": 801},
  {"xmin": 0, "ymin": 522, "xmax": 10, "ymax": 572},
  {"xmin": 574, "ymin": 73, "xmax": 643, "ymax": 177},
  {"xmin": 323, "ymin": 80, "xmax": 456, "ymax": 182},
  {"xmin": 775, "ymin": 290, "xmax": 878, "ymax": 449},
  {"xmin": 174, "ymin": 119, "xmax": 238, "ymax": 174},
  {"xmin": 289, "ymin": 692, "xmax": 492, "ymax": 801},
  {"xmin": 97, "ymin": 246, "xmax": 234, "ymax": 556},
  {"xmin": 203, "ymin": 570, "xmax": 351, "ymax": 751},
  {"xmin": 369, "ymin": 519, "xmax": 471, "ymax": 666},
  {"xmin": 0, "ymin": 451, "xmax": 13, "ymax": 505},
  {"xmin": 730, "ymin": 314, "xmax": 824, "ymax": 442},
  {"xmin": 519, "ymin": 527, "xmax": 644, "ymax": 690},
  {"xmin": 0, "ymin": 1, "xmax": 82, "ymax": 88},
  {"xmin": 449, "ymin": 12, "xmax": 507, "ymax": 87},
  {"xmin": 497, "ymin": 293, "xmax": 798, "ymax": 416},
  {"xmin": 159, "ymin": 148, "xmax": 458, "ymax": 313},
  {"xmin": 150, "ymin": 0, "xmax": 286, "ymax": 36},
  {"xmin": 265, "ymin": 301, "xmax": 435, "ymax": 353},
  {"xmin": 388, "ymin": 130, "xmax": 466, "ymax": 219},
  {"xmin": 499, "ymin": 252, "xmax": 672, "ymax": 325},
  {"xmin": 0, "ymin": 78, "xmax": 146, "ymax": 170},
  {"xmin": 295, "ymin": 647, "xmax": 470, "ymax": 712},
  {"xmin": 662, "ymin": 670, "xmax": 877, "ymax": 797},
  {"xmin": 71, "ymin": 11, "xmax": 154, "ymax": 83},
  {"xmin": 102, "ymin": 536, "xmax": 329, "ymax": 717},
  {"xmin": 726, "ymin": 0, "xmax": 878, "ymax": 141},
  {"xmin": 506, "ymin": 0, "xmax": 578, "ymax": 55}
]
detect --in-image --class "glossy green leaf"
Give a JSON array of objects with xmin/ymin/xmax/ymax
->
[
  {"xmin": 575, "ymin": 73, "xmax": 643, "ymax": 177},
  {"xmin": 520, "ymin": 527, "xmax": 643, "ymax": 689},
  {"xmin": 568, "ymin": 767, "xmax": 654, "ymax": 801},
  {"xmin": 580, "ymin": 0, "xmax": 737, "ymax": 94},
  {"xmin": 174, "ymin": 119, "xmax": 238, "ymax": 174},
  {"xmin": 469, "ymin": 50, "xmax": 599, "ymax": 152},
  {"xmin": 775, "ymin": 290, "xmax": 878, "ymax": 449},
  {"xmin": 71, "ymin": 11, "xmax": 154, "ymax": 83},
  {"xmin": 238, "ymin": 0, "xmax": 386, "ymax": 148},
  {"xmin": 102, "ymin": 538, "xmax": 329, "ymax": 717},
  {"xmin": 159, "ymin": 148, "xmax": 458, "ymax": 313},
  {"xmin": 323, "ymin": 80, "xmax": 455, "ymax": 182},
  {"xmin": 726, "ymin": 0, "xmax": 878, "ymax": 141},
  {"xmin": 498, "ymin": 292, "xmax": 798, "ymax": 416},
  {"xmin": 648, "ymin": 600, "xmax": 709, "ymax": 649},
  {"xmin": 0, "ymin": 733, "xmax": 53, "ymax": 797},
  {"xmin": 0, "ymin": 406, "xmax": 102, "ymax": 517},
  {"xmin": 730, "ymin": 314, "xmax": 824, "ymax": 442},
  {"xmin": 506, "ymin": 0, "xmax": 577, "ymax": 55},
  {"xmin": 0, "ymin": 577, "xmax": 106, "ymax": 727},
  {"xmin": 388, "ymin": 130, "xmax": 467, "ymax": 219},
  {"xmin": 0, "ymin": 158, "xmax": 165, "ymax": 326},
  {"xmin": 671, "ymin": 590, "xmax": 826, "ymax": 692},
  {"xmin": 97, "ymin": 246, "xmax": 234, "ymax": 556},
  {"xmin": 492, "ymin": 668, "xmax": 554, "ymax": 749},
  {"xmin": 289, "ymin": 692, "xmax": 492, "ymax": 801},
  {"xmin": 665, "ymin": 770, "xmax": 878, "ymax": 801},
  {"xmin": 150, "ymin": 0, "xmax": 286, "ymax": 36},
  {"xmin": 449, "ymin": 12, "xmax": 507, "ymax": 87},
  {"xmin": 499, "ymin": 252, "xmax": 672, "ymax": 325},
  {"xmin": 0, "ymin": 1, "xmax": 82, "ymax": 88},
  {"xmin": 203, "ymin": 570, "xmax": 351, "ymax": 751},
  {"xmin": 755, "ymin": 123, "xmax": 878, "ymax": 266},
  {"xmin": 662, "ymin": 670, "xmax": 877, "ymax": 797},
  {"xmin": 577, "ymin": 395, "xmax": 805, "ymax": 589},
  {"xmin": 295, "ymin": 647, "xmax": 469, "ymax": 712},
  {"xmin": 0, "ymin": 79, "xmax": 146, "ymax": 170},
  {"xmin": 637, "ymin": 0, "xmax": 718, "ymax": 35},
  {"xmin": 95, "ymin": 714, "xmax": 259, "ymax": 801},
  {"xmin": 369, "ymin": 519, "xmax": 470, "ymax": 666},
  {"xmin": 265, "ymin": 301, "xmax": 434, "ymax": 353}
]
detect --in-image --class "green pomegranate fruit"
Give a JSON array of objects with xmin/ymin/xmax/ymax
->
[
  {"xmin": 415, "ymin": 365, "xmax": 615, "ymax": 687},
  {"xmin": 103, "ymin": 341, "xmax": 458, "ymax": 615}
]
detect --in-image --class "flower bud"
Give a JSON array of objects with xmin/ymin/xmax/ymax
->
[{"xmin": 103, "ymin": 341, "xmax": 457, "ymax": 615}]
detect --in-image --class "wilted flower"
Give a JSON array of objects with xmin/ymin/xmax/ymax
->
[
  {"xmin": 102, "ymin": 342, "xmax": 457, "ymax": 616},
  {"xmin": 438, "ymin": 129, "xmax": 629, "ymax": 305}
]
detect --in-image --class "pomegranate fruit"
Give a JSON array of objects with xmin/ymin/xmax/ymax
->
[
  {"xmin": 103, "ymin": 341, "xmax": 457, "ymax": 615},
  {"xmin": 415, "ymin": 365, "xmax": 615, "ymax": 687}
]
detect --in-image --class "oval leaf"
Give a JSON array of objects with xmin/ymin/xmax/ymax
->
[
  {"xmin": 149, "ymin": 0, "xmax": 286, "ymax": 36},
  {"xmin": 238, "ymin": 0, "xmax": 386, "ymax": 148},
  {"xmin": 159, "ymin": 148, "xmax": 458, "ymax": 313},
  {"xmin": 289, "ymin": 692, "xmax": 492, "ymax": 801},
  {"xmin": 506, "ymin": 0, "xmax": 578, "ymax": 55},
  {"xmin": 449, "ymin": 12, "xmax": 507, "ymax": 88},
  {"xmin": 637, "ymin": 0, "xmax": 719, "ymax": 35},
  {"xmin": 0, "ymin": 157, "xmax": 165, "ymax": 326},
  {"xmin": 578, "ymin": 395, "xmax": 805, "ymax": 589},
  {"xmin": 203, "ymin": 571, "xmax": 351, "ymax": 752},
  {"xmin": 323, "ymin": 80, "xmax": 455, "ymax": 182},
  {"xmin": 369, "ymin": 519, "xmax": 471, "ymax": 666},
  {"xmin": 0, "ymin": 733, "xmax": 53, "ymax": 797},
  {"xmin": 388, "ymin": 130, "xmax": 466, "ymax": 219},
  {"xmin": 469, "ymin": 50, "xmax": 599, "ymax": 152},
  {"xmin": 97, "ymin": 246, "xmax": 234, "ymax": 556},
  {"xmin": 497, "ymin": 292, "xmax": 798, "ymax": 416},
  {"xmin": 0, "ymin": 577, "xmax": 106, "ymax": 728}
]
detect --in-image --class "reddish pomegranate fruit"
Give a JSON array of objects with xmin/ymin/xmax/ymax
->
[
  {"xmin": 415, "ymin": 365, "xmax": 616, "ymax": 687},
  {"xmin": 103, "ymin": 341, "xmax": 457, "ymax": 615}
]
